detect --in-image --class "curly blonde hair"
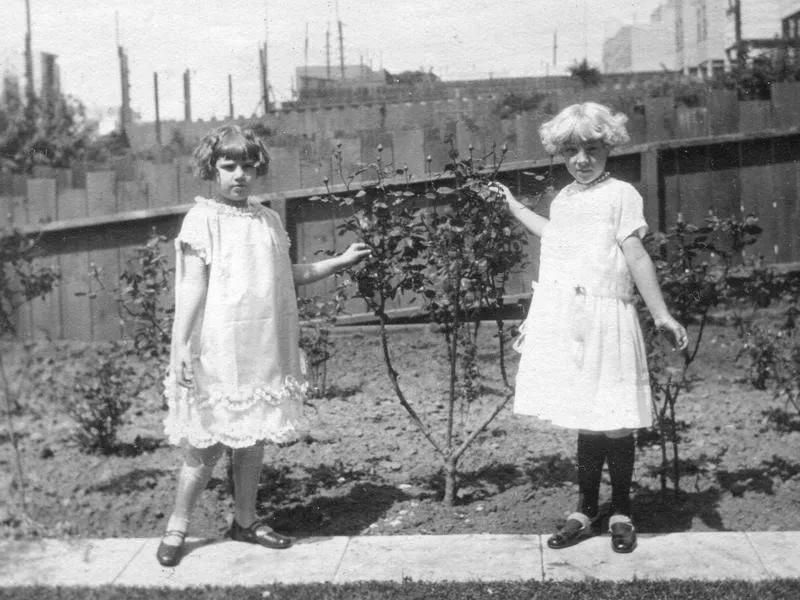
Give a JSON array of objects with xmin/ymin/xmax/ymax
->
[
  {"xmin": 192, "ymin": 125, "xmax": 270, "ymax": 181},
  {"xmin": 539, "ymin": 102, "xmax": 630, "ymax": 155}
]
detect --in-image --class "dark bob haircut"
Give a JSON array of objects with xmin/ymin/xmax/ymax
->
[{"xmin": 192, "ymin": 125, "xmax": 270, "ymax": 181}]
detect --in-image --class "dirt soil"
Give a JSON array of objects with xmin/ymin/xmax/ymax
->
[{"xmin": 2, "ymin": 322, "xmax": 800, "ymax": 542}]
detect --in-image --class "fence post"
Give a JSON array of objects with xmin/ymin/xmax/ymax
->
[{"xmin": 641, "ymin": 145, "xmax": 661, "ymax": 232}]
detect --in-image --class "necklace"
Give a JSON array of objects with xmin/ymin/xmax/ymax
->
[{"xmin": 573, "ymin": 171, "xmax": 610, "ymax": 191}]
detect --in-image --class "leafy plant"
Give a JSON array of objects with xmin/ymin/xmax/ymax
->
[
  {"xmin": 298, "ymin": 294, "xmax": 346, "ymax": 398},
  {"xmin": 735, "ymin": 266, "xmax": 800, "ymax": 423},
  {"xmin": 314, "ymin": 138, "xmax": 528, "ymax": 504},
  {"xmin": 0, "ymin": 82, "xmax": 94, "ymax": 173},
  {"xmin": 0, "ymin": 226, "xmax": 59, "ymax": 513},
  {"xmin": 568, "ymin": 59, "xmax": 602, "ymax": 88},
  {"xmin": 61, "ymin": 343, "xmax": 139, "ymax": 454},
  {"xmin": 639, "ymin": 211, "xmax": 762, "ymax": 497},
  {"xmin": 86, "ymin": 230, "xmax": 174, "ymax": 407}
]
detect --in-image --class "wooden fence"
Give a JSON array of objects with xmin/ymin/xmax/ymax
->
[{"xmin": 4, "ymin": 87, "xmax": 800, "ymax": 341}]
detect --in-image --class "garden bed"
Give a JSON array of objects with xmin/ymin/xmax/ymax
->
[{"xmin": 2, "ymin": 321, "xmax": 800, "ymax": 541}]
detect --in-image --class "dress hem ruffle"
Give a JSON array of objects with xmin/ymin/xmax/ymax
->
[{"xmin": 162, "ymin": 371, "xmax": 310, "ymax": 448}]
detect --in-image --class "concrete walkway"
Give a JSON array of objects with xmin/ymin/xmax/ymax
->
[{"xmin": 2, "ymin": 531, "xmax": 800, "ymax": 588}]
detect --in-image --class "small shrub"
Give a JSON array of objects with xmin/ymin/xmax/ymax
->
[
  {"xmin": 85, "ymin": 230, "xmax": 173, "ymax": 408},
  {"xmin": 297, "ymin": 294, "xmax": 345, "ymax": 398},
  {"xmin": 60, "ymin": 343, "xmax": 141, "ymax": 454},
  {"xmin": 640, "ymin": 211, "xmax": 761, "ymax": 496}
]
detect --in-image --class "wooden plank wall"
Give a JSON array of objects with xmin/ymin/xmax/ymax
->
[{"xmin": 5, "ymin": 83, "xmax": 800, "ymax": 341}]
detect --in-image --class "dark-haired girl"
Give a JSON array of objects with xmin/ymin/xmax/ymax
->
[{"xmin": 157, "ymin": 125, "xmax": 369, "ymax": 567}]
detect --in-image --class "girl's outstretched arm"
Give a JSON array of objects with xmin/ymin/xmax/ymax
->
[
  {"xmin": 173, "ymin": 249, "xmax": 209, "ymax": 386},
  {"xmin": 293, "ymin": 242, "xmax": 371, "ymax": 286},
  {"xmin": 621, "ymin": 235, "xmax": 689, "ymax": 350},
  {"xmin": 491, "ymin": 182, "xmax": 548, "ymax": 238}
]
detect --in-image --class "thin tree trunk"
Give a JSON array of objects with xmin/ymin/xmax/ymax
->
[
  {"xmin": 668, "ymin": 387, "xmax": 681, "ymax": 498},
  {"xmin": 378, "ymin": 313, "xmax": 443, "ymax": 456},
  {"xmin": 496, "ymin": 318, "xmax": 509, "ymax": 388},
  {"xmin": 0, "ymin": 351, "xmax": 26, "ymax": 510},
  {"xmin": 443, "ymin": 455, "xmax": 458, "ymax": 506}
]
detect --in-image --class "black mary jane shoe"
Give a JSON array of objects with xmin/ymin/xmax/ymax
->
[
  {"xmin": 156, "ymin": 530, "xmax": 186, "ymax": 567},
  {"xmin": 609, "ymin": 515, "xmax": 638, "ymax": 554},
  {"xmin": 547, "ymin": 512, "xmax": 598, "ymax": 550},
  {"xmin": 229, "ymin": 519, "xmax": 293, "ymax": 550}
]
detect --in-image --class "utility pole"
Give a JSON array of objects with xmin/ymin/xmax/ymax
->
[
  {"xmin": 153, "ymin": 72, "xmax": 162, "ymax": 147},
  {"xmin": 338, "ymin": 20, "xmax": 345, "ymax": 80},
  {"xmin": 326, "ymin": 24, "xmax": 331, "ymax": 80},
  {"xmin": 228, "ymin": 74, "xmax": 234, "ymax": 120},
  {"xmin": 262, "ymin": 0, "xmax": 270, "ymax": 114},
  {"xmin": 116, "ymin": 14, "xmax": 132, "ymax": 139},
  {"xmin": 335, "ymin": 0, "xmax": 344, "ymax": 79},
  {"xmin": 553, "ymin": 29, "xmax": 558, "ymax": 68},
  {"xmin": 259, "ymin": 43, "xmax": 269, "ymax": 115},
  {"xmin": 728, "ymin": 0, "xmax": 744, "ymax": 70},
  {"xmin": 183, "ymin": 69, "xmax": 191, "ymax": 123},
  {"xmin": 304, "ymin": 22, "xmax": 309, "ymax": 80},
  {"xmin": 24, "ymin": 0, "xmax": 35, "ymax": 118}
]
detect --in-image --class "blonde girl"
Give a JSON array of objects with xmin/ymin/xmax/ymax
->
[{"xmin": 495, "ymin": 102, "xmax": 687, "ymax": 554}]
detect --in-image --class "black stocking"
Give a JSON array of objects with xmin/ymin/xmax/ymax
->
[
  {"xmin": 606, "ymin": 433, "xmax": 635, "ymax": 516},
  {"xmin": 576, "ymin": 432, "xmax": 606, "ymax": 519}
]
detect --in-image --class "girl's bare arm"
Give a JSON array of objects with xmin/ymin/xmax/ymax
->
[
  {"xmin": 173, "ymin": 250, "xmax": 208, "ymax": 346},
  {"xmin": 621, "ymin": 235, "xmax": 688, "ymax": 350},
  {"xmin": 293, "ymin": 242, "xmax": 371, "ymax": 286}
]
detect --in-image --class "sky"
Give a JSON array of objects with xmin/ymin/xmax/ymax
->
[{"xmin": 1, "ymin": 0, "xmax": 661, "ymax": 125}]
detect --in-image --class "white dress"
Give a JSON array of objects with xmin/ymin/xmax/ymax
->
[
  {"xmin": 163, "ymin": 197, "xmax": 308, "ymax": 448},
  {"xmin": 513, "ymin": 177, "xmax": 652, "ymax": 431}
]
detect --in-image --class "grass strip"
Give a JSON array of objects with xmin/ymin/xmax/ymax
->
[{"xmin": 2, "ymin": 579, "xmax": 800, "ymax": 600}]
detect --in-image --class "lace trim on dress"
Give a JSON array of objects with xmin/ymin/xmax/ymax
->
[
  {"xmin": 163, "ymin": 371, "xmax": 308, "ymax": 411},
  {"xmin": 194, "ymin": 196, "xmax": 265, "ymax": 219},
  {"xmin": 164, "ymin": 420, "xmax": 303, "ymax": 448}
]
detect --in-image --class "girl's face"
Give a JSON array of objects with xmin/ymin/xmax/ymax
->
[
  {"xmin": 560, "ymin": 139, "xmax": 610, "ymax": 185},
  {"xmin": 214, "ymin": 157, "xmax": 256, "ymax": 202}
]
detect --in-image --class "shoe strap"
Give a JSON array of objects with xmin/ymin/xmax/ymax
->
[
  {"xmin": 608, "ymin": 514, "xmax": 634, "ymax": 531},
  {"xmin": 163, "ymin": 530, "xmax": 187, "ymax": 539}
]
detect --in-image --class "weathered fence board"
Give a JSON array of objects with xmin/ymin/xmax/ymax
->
[
  {"xmin": 265, "ymin": 146, "xmax": 302, "ymax": 193},
  {"xmin": 646, "ymin": 97, "xmax": 676, "ymax": 142},
  {"xmin": 707, "ymin": 142, "xmax": 741, "ymax": 219},
  {"xmin": 392, "ymin": 129, "xmax": 426, "ymax": 181},
  {"xmin": 87, "ymin": 228, "xmax": 122, "ymax": 340},
  {"xmin": 86, "ymin": 171, "xmax": 117, "ymax": 217},
  {"xmin": 771, "ymin": 82, "xmax": 800, "ymax": 131},
  {"xmin": 11, "ymin": 195, "xmax": 27, "ymax": 226},
  {"xmin": 676, "ymin": 145, "xmax": 712, "ymax": 226},
  {"xmin": 8, "ymin": 129, "xmax": 800, "ymax": 341},
  {"xmin": 740, "ymin": 101, "xmax": 774, "ymax": 134},
  {"xmin": 26, "ymin": 179, "xmax": 57, "ymax": 224},
  {"xmin": 145, "ymin": 163, "xmax": 180, "ymax": 209},
  {"xmin": 59, "ymin": 235, "xmax": 92, "ymax": 341},
  {"xmin": 740, "ymin": 138, "xmax": 779, "ymax": 261},
  {"xmin": 57, "ymin": 188, "xmax": 89, "ymax": 221},
  {"xmin": 772, "ymin": 136, "xmax": 800, "ymax": 262}
]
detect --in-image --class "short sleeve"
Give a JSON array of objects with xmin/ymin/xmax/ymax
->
[
  {"xmin": 262, "ymin": 206, "xmax": 292, "ymax": 248},
  {"xmin": 615, "ymin": 184, "xmax": 648, "ymax": 245},
  {"xmin": 176, "ymin": 205, "xmax": 213, "ymax": 264}
]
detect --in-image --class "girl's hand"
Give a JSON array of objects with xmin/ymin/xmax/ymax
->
[
  {"xmin": 655, "ymin": 315, "xmax": 689, "ymax": 351},
  {"xmin": 176, "ymin": 343, "xmax": 194, "ymax": 388},
  {"xmin": 341, "ymin": 242, "xmax": 372, "ymax": 266},
  {"xmin": 489, "ymin": 182, "xmax": 516, "ymax": 204}
]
